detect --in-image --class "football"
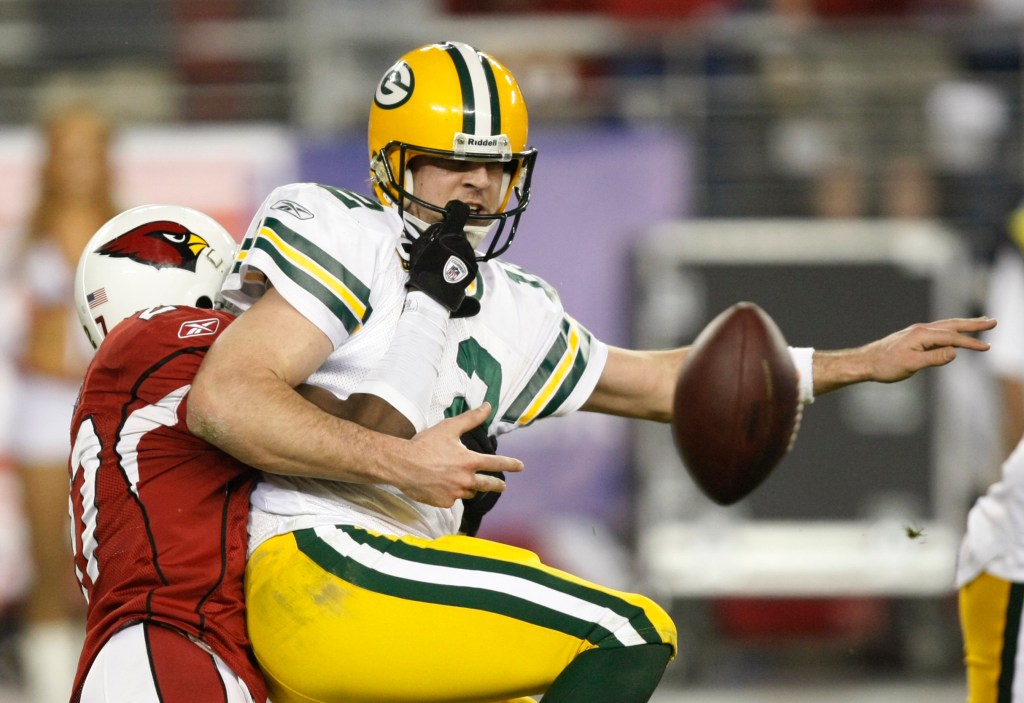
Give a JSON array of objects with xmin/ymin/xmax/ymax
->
[{"xmin": 671, "ymin": 301, "xmax": 801, "ymax": 505}]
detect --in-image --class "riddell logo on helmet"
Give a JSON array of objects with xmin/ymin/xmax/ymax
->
[{"xmin": 453, "ymin": 133, "xmax": 511, "ymax": 159}]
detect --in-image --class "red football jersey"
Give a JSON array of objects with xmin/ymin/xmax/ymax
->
[{"xmin": 68, "ymin": 306, "xmax": 266, "ymax": 703}]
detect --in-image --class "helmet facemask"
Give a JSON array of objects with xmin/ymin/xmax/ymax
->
[{"xmin": 372, "ymin": 141, "xmax": 536, "ymax": 261}]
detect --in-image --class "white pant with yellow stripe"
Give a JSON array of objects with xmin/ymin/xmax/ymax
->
[
  {"xmin": 245, "ymin": 525, "xmax": 677, "ymax": 703},
  {"xmin": 961, "ymin": 571, "xmax": 1024, "ymax": 703}
]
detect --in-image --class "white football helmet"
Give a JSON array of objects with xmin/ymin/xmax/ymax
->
[{"xmin": 74, "ymin": 204, "xmax": 237, "ymax": 349}]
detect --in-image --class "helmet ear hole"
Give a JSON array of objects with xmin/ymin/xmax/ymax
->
[
  {"xmin": 195, "ymin": 295, "xmax": 214, "ymax": 309},
  {"xmin": 371, "ymin": 154, "xmax": 385, "ymax": 183}
]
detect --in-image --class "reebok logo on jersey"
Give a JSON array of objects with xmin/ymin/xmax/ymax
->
[
  {"xmin": 271, "ymin": 200, "xmax": 314, "ymax": 221},
  {"xmin": 443, "ymin": 256, "xmax": 469, "ymax": 284},
  {"xmin": 178, "ymin": 318, "xmax": 221, "ymax": 339}
]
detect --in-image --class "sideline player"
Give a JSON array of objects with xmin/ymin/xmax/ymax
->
[
  {"xmin": 187, "ymin": 41, "xmax": 996, "ymax": 702},
  {"xmin": 957, "ymin": 202, "xmax": 1024, "ymax": 703},
  {"xmin": 958, "ymin": 436, "xmax": 1024, "ymax": 703},
  {"xmin": 69, "ymin": 204, "xmax": 519, "ymax": 702}
]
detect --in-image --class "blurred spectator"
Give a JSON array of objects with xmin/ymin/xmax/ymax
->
[
  {"xmin": 925, "ymin": 80, "xmax": 1016, "ymax": 262},
  {"xmin": 925, "ymin": 81, "xmax": 1009, "ymax": 179},
  {"xmin": 882, "ymin": 155, "xmax": 937, "ymax": 219},
  {"xmin": 12, "ymin": 102, "xmax": 117, "ymax": 703},
  {"xmin": 812, "ymin": 158, "xmax": 867, "ymax": 217},
  {"xmin": 0, "ymin": 288, "xmax": 28, "ymax": 695},
  {"xmin": 970, "ymin": 0, "xmax": 1024, "ymax": 21}
]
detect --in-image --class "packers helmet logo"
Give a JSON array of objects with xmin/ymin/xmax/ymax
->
[
  {"xmin": 374, "ymin": 61, "xmax": 414, "ymax": 110},
  {"xmin": 97, "ymin": 221, "xmax": 211, "ymax": 272}
]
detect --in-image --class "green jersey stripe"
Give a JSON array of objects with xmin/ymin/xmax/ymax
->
[
  {"xmin": 334, "ymin": 526, "xmax": 660, "ymax": 641},
  {"xmin": 231, "ymin": 234, "xmax": 256, "ymax": 275},
  {"xmin": 251, "ymin": 237, "xmax": 363, "ymax": 334},
  {"xmin": 295, "ymin": 527, "xmax": 664, "ymax": 647},
  {"xmin": 533, "ymin": 325, "xmax": 593, "ymax": 419},
  {"xmin": 263, "ymin": 217, "xmax": 373, "ymax": 308},
  {"xmin": 502, "ymin": 318, "xmax": 592, "ymax": 426},
  {"xmin": 258, "ymin": 216, "xmax": 374, "ymax": 327}
]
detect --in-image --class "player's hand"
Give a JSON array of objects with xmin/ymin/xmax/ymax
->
[
  {"xmin": 814, "ymin": 316, "xmax": 995, "ymax": 395},
  {"xmin": 458, "ymin": 422, "xmax": 503, "ymax": 536},
  {"xmin": 407, "ymin": 200, "xmax": 480, "ymax": 318},
  {"xmin": 399, "ymin": 403, "xmax": 522, "ymax": 508}
]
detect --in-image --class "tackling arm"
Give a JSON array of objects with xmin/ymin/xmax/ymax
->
[{"xmin": 187, "ymin": 287, "xmax": 519, "ymax": 507}]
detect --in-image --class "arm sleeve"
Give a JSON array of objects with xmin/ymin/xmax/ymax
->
[
  {"xmin": 220, "ymin": 184, "xmax": 378, "ymax": 349},
  {"xmin": 354, "ymin": 291, "xmax": 449, "ymax": 432},
  {"xmin": 499, "ymin": 315, "xmax": 609, "ymax": 430},
  {"xmin": 788, "ymin": 346, "xmax": 815, "ymax": 405}
]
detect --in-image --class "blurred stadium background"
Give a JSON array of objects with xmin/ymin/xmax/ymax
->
[{"xmin": 2, "ymin": 0, "xmax": 1024, "ymax": 700}]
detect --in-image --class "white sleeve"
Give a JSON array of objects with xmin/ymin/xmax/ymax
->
[
  {"xmin": 354, "ymin": 291, "xmax": 449, "ymax": 432},
  {"xmin": 220, "ymin": 184, "xmax": 381, "ymax": 349},
  {"xmin": 985, "ymin": 249, "xmax": 1024, "ymax": 379},
  {"xmin": 788, "ymin": 346, "xmax": 815, "ymax": 405}
]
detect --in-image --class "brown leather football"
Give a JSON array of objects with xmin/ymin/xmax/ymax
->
[{"xmin": 671, "ymin": 301, "xmax": 801, "ymax": 505}]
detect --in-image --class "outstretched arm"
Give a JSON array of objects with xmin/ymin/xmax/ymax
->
[
  {"xmin": 809, "ymin": 316, "xmax": 994, "ymax": 395},
  {"xmin": 582, "ymin": 316, "xmax": 995, "ymax": 421}
]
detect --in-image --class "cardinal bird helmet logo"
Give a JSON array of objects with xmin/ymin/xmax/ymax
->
[{"xmin": 96, "ymin": 220, "xmax": 212, "ymax": 272}]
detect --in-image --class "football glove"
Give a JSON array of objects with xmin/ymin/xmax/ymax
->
[
  {"xmin": 407, "ymin": 200, "xmax": 480, "ymax": 318},
  {"xmin": 459, "ymin": 422, "xmax": 503, "ymax": 537}
]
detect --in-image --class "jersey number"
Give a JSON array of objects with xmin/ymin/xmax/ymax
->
[
  {"xmin": 69, "ymin": 386, "xmax": 189, "ymax": 603},
  {"xmin": 444, "ymin": 338, "xmax": 501, "ymax": 425}
]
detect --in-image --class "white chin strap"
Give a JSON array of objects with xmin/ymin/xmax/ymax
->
[{"xmin": 465, "ymin": 221, "xmax": 498, "ymax": 249}]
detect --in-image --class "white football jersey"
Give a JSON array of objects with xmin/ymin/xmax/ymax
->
[
  {"xmin": 957, "ymin": 435, "xmax": 1024, "ymax": 586},
  {"xmin": 984, "ymin": 247, "xmax": 1024, "ymax": 380},
  {"xmin": 222, "ymin": 183, "xmax": 608, "ymax": 546},
  {"xmin": 956, "ymin": 245, "xmax": 1024, "ymax": 586}
]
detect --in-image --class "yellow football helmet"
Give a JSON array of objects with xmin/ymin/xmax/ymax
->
[{"xmin": 369, "ymin": 41, "xmax": 537, "ymax": 260}]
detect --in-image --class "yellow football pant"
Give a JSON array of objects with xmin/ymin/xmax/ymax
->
[
  {"xmin": 960, "ymin": 571, "xmax": 1024, "ymax": 703},
  {"xmin": 245, "ymin": 526, "xmax": 677, "ymax": 703}
]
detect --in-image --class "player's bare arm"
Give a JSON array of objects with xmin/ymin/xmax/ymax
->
[
  {"xmin": 187, "ymin": 287, "xmax": 520, "ymax": 507},
  {"xmin": 582, "ymin": 346, "xmax": 687, "ymax": 422},
  {"xmin": 810, "ymin": 316, "xmax": 995, "ymax": 396},
  {"xmin": 581, "ymin": 316, "xmax": 994, "ymax": 423},
  {"xmin": 295, "ymin": 387, "xmax": 509, "ymax": 500},
  {"xmin": 296, "ymin": 385, "xmax": 417, "ymax": 438}
]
